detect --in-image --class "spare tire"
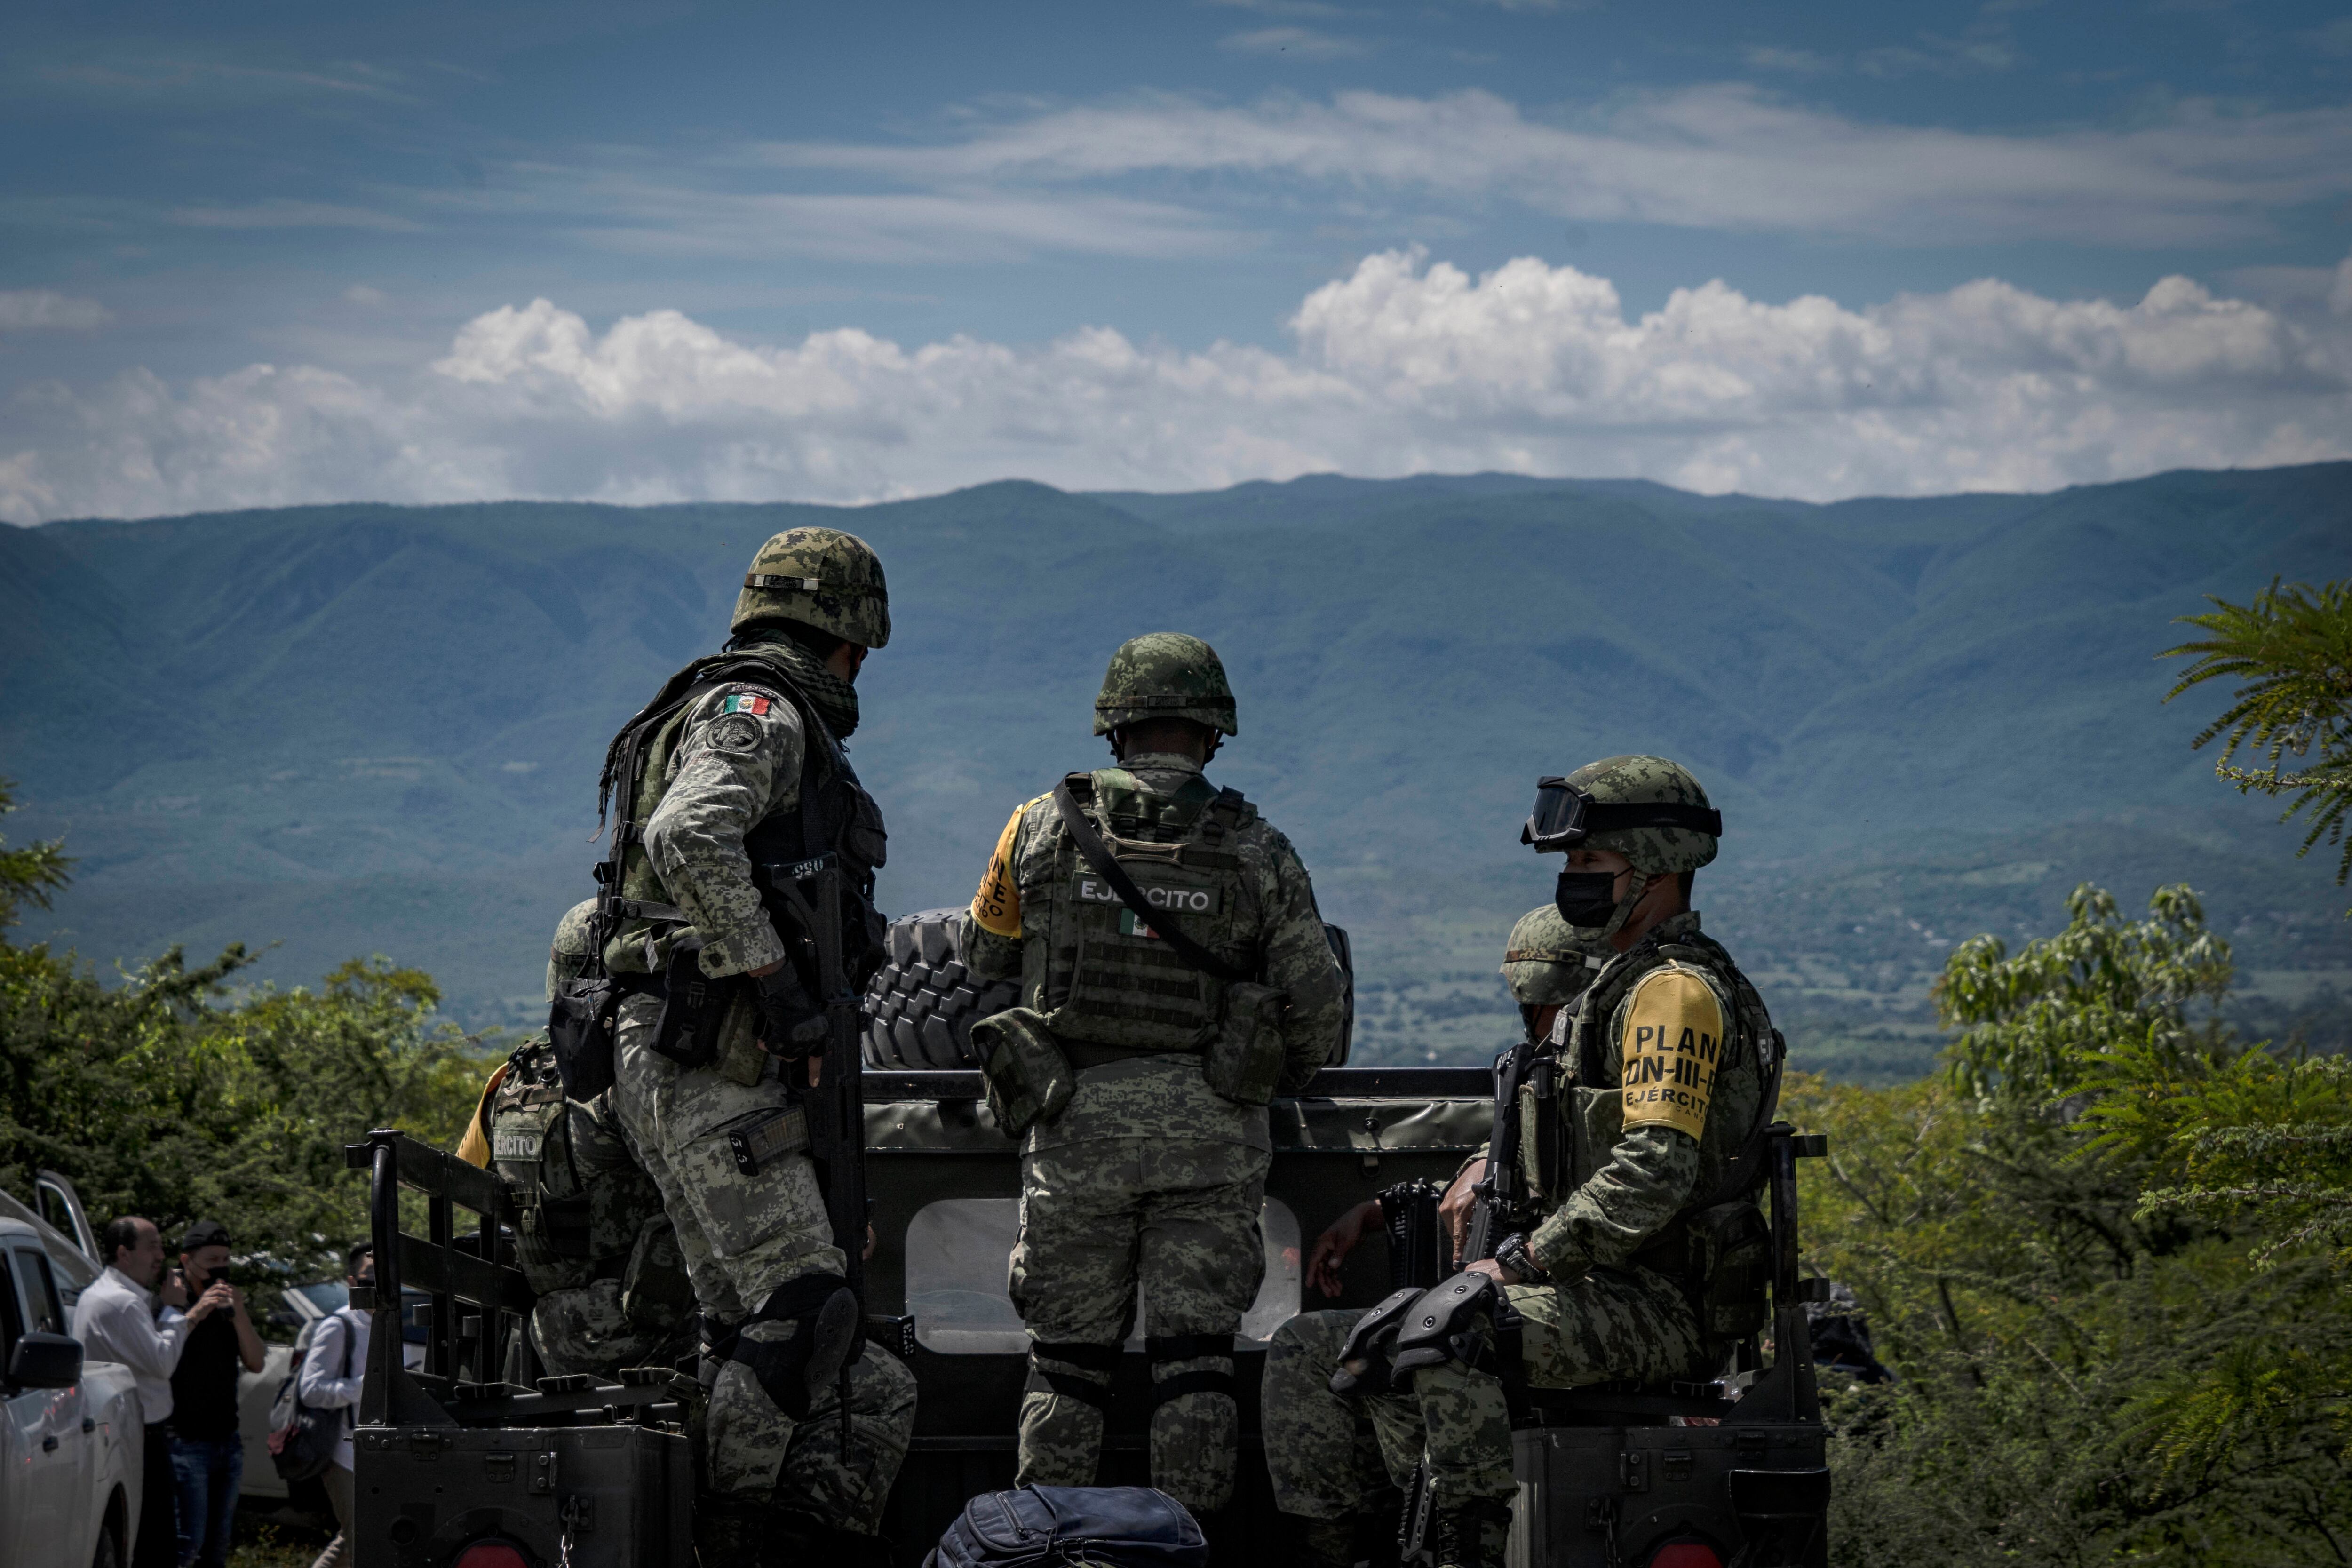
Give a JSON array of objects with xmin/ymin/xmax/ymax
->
[
  {"xmin": 861, "ymin": 908, "xmax": 1017, "ymax": 1069},
  {"xmin": 859, "ymin": 909, "xmax": 1358, "ymax": 1071}
]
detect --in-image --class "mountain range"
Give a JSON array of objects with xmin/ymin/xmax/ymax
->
[{"xmin": 3, "ymin": 464, "xmax": 2346, "ymax": 1080}]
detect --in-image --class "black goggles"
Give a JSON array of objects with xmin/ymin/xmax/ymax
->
[{"xmin": 1520, "ymin": 776, "xmax": 1724, "ymax": 852}]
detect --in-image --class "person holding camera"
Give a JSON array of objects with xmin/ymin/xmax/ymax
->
[
  {"xmin": 167, "ymin": 1220, "xmax": 265, "ymax": 1568},
  {"xmin": 70, "ymin": 1215, "xmax": 236, "ymax": 1568}
]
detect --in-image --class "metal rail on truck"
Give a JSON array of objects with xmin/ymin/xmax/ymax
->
[{"xmin": 345, "ymin": 1129, "xmax": 675, "ymax": 1428}]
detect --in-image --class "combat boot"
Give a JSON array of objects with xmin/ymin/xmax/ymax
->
[{"xmin": 1430, "ymin": 1500, "xmax": 1510, "ymax": 1568}]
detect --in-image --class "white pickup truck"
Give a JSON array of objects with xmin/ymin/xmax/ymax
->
[{"xmin": 0, "ymin": 1174, "xmax": 143, "ymax": 1568}]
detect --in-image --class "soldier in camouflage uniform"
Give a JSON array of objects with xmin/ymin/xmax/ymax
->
[
  {"xmin": 594, "ymin": 530, "xmax": 915, "ymax": 1564},
  {"xmin": 456, "ymin": 901, "xmax": 704, "ymax": 1379},
  {"xmin": 959, "ymin": 633, "xmax": 1347, "ymax": 1519},
  {"xmin": 1262, "ymin": 906, "xmax": 1611, "ymax": 1568},
  {"xmin": 1349, "ymin": 756, "xmax": 1781, "ymax": 1568}
]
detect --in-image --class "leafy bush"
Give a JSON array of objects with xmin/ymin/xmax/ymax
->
[{"xmin": 1798, "ymin": 882, "xmax": 2352, "ymax": 1568}]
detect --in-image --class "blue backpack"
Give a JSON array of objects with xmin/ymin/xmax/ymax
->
[{"xmin": 926, "ymin": 1487, "xmax": 1208, "ymax": 1568}]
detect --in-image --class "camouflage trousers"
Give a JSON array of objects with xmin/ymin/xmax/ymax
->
[
  {"xmin": 705, "ymin": 1338, "xmax": 918, "ymax": 1535},
  {"xmin": 612, "ymin": 993, "xmax": 912, "ymax": 1524},
  {"xmin": 1009, "ymin": 1136, "xmax": 1269, "ymax": 1513},
  {"xmin": 1263, "ymin": 1309, "xmax": 1421, "ymax": 1520},
  {"xmin": 530, "ymin": 1277, "xmax": 694, "ymax": 1380},
  {"xmin": 1367, "ymin": 1265, "xmax": 1708, "ymax": 1506}
]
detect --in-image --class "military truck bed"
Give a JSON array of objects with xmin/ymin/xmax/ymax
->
[
  {"xmin": 864, "ymin": 1068, "xmax": 1489, "ymax": 1559},
  {"xmin": 352, "ymin": 1065, "xmax": 1829, "ymax": 1568}
]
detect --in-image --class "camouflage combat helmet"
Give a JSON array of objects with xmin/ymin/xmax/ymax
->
[
  {"xmin": 547, "ymin": 897, "xmax": 598, "ymax": 1003},
  {"xmin": 1500, "ymin": 903, "xmax": 1610, "ymax": 1006},
  {"xmin": 731, "ymin": 527, "xmax": 891, "ymax": 649},
  {"xmin": 1524, "ymin": 754, "xmax": 1719, "ymax": 876},
  {"xmin": 1092, "ymin": 632, "xmax": 1239, "ymax": 738}
]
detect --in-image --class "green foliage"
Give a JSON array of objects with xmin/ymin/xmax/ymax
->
[
  {"xmin": 1801, "ymin": 881, "xmax": 2352, "ymax": 1567},
  {"xmin": 2164, "ymin": 576, "xmax": 2352, "ymax": 886},
  {"xmin": 1939, "ymin": 883, "xmax": 2234, "ymax": 1102},
  {"xmin": 2086, "ymin": 1042, "xmax": 2352, "ymax": 1271},
  {"xmin": 0, "ymin": 778, "xmax": 70, "ymax": 930},
  {"xmin": 0, "ymin": 800, "xmax": 491, "ymax": 1288}
]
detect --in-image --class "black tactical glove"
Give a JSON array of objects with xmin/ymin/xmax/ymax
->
[{"xmin": 751, "ymin": 967, "xmax": 827, "ymax": 1059}]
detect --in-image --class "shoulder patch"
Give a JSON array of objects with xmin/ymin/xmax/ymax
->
[
  {"xmin": 970, "ymin": 803, "xmax": 1029, "ymax": 938},
  {"xmin": 717, "ymin": 693, "xmax": 772, "ymax": 717},
  {"xmin": 1618, "ymin": 967, "xmax": 1724, "ymax": 1141},
  {"xmin": 707, "ymin": 714, "xmax": 763, "ymax": 753}
]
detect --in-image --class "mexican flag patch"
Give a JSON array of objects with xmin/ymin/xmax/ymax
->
[{"xmin": 719, "ymin": 694, "xmax": 771, "ymax": 717}]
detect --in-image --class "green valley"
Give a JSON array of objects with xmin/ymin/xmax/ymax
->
[{"xmin": 3, "ymin": 465, "xmax": 2345, "ymax": 1078}]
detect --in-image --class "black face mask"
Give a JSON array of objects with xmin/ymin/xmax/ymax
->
[{"xmin": 1554, "ymin": 869, "xmax": 1620, "ymax": 929}]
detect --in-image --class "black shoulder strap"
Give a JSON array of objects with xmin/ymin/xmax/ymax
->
[
  {"xmin": 1052, "ymin": 780, "xmax": 1252, "ymax": 983},
  {"xmin": 592, "ymin": 652, "xmax": 832, "ymax": 952},
  {"xmin": 1573, "ymin": 930, "xmax": 1667, "ymax": 1084}
]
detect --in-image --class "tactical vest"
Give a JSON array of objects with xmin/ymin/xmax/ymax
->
[
  {"xmin": 1027, "ymin": 769, "xmax": 1262, "ymax": 1054},
  {"xmin": 1520, "ymin": 925, "xmax": 1780, "ymax": 1218},
  {"xmin": 600, "ymin": 650, "xmax": 887, "ymax": 977},
  {"xmin": 489, "ymin": 1041, "xmax": 666, "ymax": 1296}
]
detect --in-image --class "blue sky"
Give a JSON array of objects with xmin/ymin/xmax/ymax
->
[{"xmin": 5, "ymin": 0, "xmax": 2351, "ymax": 519}]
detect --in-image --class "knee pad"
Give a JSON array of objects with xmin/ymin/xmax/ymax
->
[
  {"xmin": 1026, "ymin": 1340, "xmax": 1122, "ymax": 1412},
  {"xmin": 1388, "ymin": 1272, "xmax": 1495, "ymax": 1381},
  {"xmin": 727, "ymin": 1274, "xmax": 857, "ymax": 1419},
  {"xmin": 1146, "ymin": 1333, "xmax": 1235, "ymax": 1409},
  {"xmin": 1329, "ymin": 1288, "xmax": 1420, "ymax": 1399}
]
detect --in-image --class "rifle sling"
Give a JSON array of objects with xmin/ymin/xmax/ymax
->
[{"xmin": 1052, "ymin": 781, "xmax": 1253, "ymax": 984}]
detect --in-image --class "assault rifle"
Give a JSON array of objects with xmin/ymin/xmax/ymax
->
[
  {"xmin": 763, "ymin": 860, "xmax": 870, "ymax": 1455},
  {"xmin": 1460, "ymin": 1033, "xmax": 1548, "ymax": 1266}
]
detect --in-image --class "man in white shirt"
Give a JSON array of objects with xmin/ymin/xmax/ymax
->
[
  {"xmin": 298, "ymin": 1244, "xmax": 374, "ymax": 1568},
  {"xmin": 70, "ymin": 1216, "xmax": 234, "ymax": 1568}
]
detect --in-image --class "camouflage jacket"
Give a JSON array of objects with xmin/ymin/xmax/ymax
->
[
  {"xmin": 961, "ymin": 751, "xmax": 1345, "ymax": 1151},
  {"xmin": 607, "ymin": 639, "xmax": 875, "ymax": 979},
  {"xmin": 1522, "ymin": 911, "xmax": 1777, "ymax": 1279}
]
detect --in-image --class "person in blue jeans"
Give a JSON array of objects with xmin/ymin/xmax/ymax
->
[{"xmin": 167, "ymin": 1220, "xmax": 266, "ymax": 1568}]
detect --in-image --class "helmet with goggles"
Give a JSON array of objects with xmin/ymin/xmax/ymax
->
[
  {"xmin": 1521, "ymin": 756, "xmax": 1721, "ymax": 873},
  {"xmin": 1524, "ymin": 756, "xmax": 1720, "ymax": 935}
]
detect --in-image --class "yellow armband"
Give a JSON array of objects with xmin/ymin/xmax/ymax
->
[
  {"xmin": 454, "ymin": 1061, "xmax": 510, "ymax": 1168},
  {"xmin": 969, "ymin": 804, "xmax": 1028, "ymax": 939},
  {"xmin": 1618, "ymin": 969, "xmax": 1723, "ymax": 1140}
]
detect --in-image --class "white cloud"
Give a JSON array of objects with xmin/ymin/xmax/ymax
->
[
  {"xmin": 4, "ymin": 248, "xmax": 2348, "ymax": 524},
  {"xmin": 1203, "ymin": 0, "xmax": 1350, "ymax": 15},
  {"xmin": 169, "ymin": 200, "xmax": 423, "ymax": 231},
  {"xmin": 1218, "ymin": 26, "xmax": 1374, "ymax": 58},
  {"xmin": 761, "ymin": 86, "xmax": 2352, "ymax": 246},
  {"xmin": 0, "ymin": 290, "xmax": 111, "ymax": 331},
  {"xmin": 556, "ymin": 186, "xmax": 1242, "ymax": 264},
  {"xmin": 1742, "ymin": 46, "xmax": 1836, "ymax": 74}
]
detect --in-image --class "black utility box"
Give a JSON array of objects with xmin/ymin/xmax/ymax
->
[
  {"xmin": 354, "ymin": 1424, "xmax": 691, "ymax": 1568},
  {"xmin": 1510, "ymin": 1423, "xmax": 1829, "ymax": 1568}
]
